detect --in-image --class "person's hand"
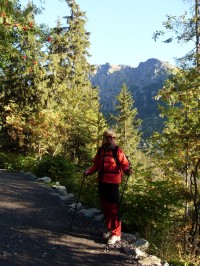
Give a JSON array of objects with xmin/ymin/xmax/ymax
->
[
  {"xmin": 125, "ymin": 169, "xmax": 132, "ymax": 176},
  {"xmin": 83, "ymin": 170, "xmax": 90, "ymax": 176}
]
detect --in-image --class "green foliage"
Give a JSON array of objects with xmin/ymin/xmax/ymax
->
[
  {"xmin": 151, "ymin": 67, "xmax": 200, "ymax": 259},
  {"xmin": 78, "ymin": 174, "xmax": 99, "ymax": 208},
  {"xmin": 15, "ymin": 155, "xmax": 38, "ymax": 172},
  {"xmin": 0, "ymin": 0, "xmax": 49, "ymax": 154},
  {"xmin": 112, "ymin": 83, "xmax": 141, "ymax": 160},
  {"xmin": 0, "ymin": 152, "xmax": 17, "ymax": 170},
  {"xmin": 121, "ymin": 173, "xmax": 189, "ymax": 234},
  {"xmin": 0, "ymin": 152, "xmax": 38, "ymax": 172},
  {"xmin": 119, "ymin": 160, "xmax": 196, "ymax": 264},
  {"xmin": 169, "ymin": 259, "xmax": 197, "ymax": 266},
  {"xmin": 153, "ymin": 7, "xmax": 197, "ymax": 68},
  {"xmin": 0, "ymin": 1, "xmax": 199, "ymax": 264},
  {"xmin": 168, "ymin": 261, "xmax": 187, "ymax": 266},
  {"xmin": 0, "ymin": 0, "xmax": 105, "ymax": 164},
  {"xmin": 34, "ymin": 154, "xmax": 76, "ymax": 182},
  {"xmin": 150, "ymin": 2, "xmax": 200, "ymax": 261}
]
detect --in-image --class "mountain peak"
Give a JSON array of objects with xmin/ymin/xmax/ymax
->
[
  {"xmin": 90, "ymin": 58, "xmax": 175, "ymax": 138},
  {"xmin": 94, "ymin": 62, "xmax": 128, "ymax": 74},
  {"xmin": 93, "ymin": 58, "xmax": 175, "ymax": 76}
]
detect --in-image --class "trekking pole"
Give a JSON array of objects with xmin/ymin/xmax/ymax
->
[
  {"xmin": 118, "ymin": 174, "xmax": 130, "ymax": 220},
  {"xmin": 69, "ymin": 174, "xmax": 86, "ymax": 230}
]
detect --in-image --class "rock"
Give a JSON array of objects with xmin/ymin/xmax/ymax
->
[
  {"xmin": 138, "ymin": 255, "xmax": 162, "ymax": 266},
  {"xmin": 51, "ymin": 192, "xmax": 61, "ymax": 197},
  {"xmin": 59, "ymin": 193, "xmax": 74, "ymax": 202},
  {"xmin": 69, "ymin": 202, "xmax": 82, "ymax": 210},
  {"xmin": 24, "ymin": 171, "xmax": 37, "ymax": 178},
  {"xmin": 122, "ymin": 246, "xmax": 134, "ymax": 256},
  {"xmin": 36, "ymin": 176, "xmax": 51, "ymax": 183},
  {"xmin": 133, "ymin": 247, "xmax": 147, "ymax": 258},
  {"xmin": 51, "ymin": 185, "xmax": 67, "ymax": 195},
  {"xmin": 134, "ymin": 238, "xmax": 149, "ymax": 251},
  {"xmin": 122, "ymin": 232, "xmax": 137, "ymax": 243},
  {"xmin": 78, "ymin": 208, "xmax": 101, "ymax": 218},
  {"xmin": 163, "ymin": 262, "xmax": 170, "ymax": 266},
  {"xmin": 94, "ymin": 213, "xmax": 104, "ymax": 222}
]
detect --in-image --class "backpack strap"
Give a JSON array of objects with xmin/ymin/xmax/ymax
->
[
  {"xmin": 112, "ymin": 146, "xmax": 120, "ymax": 167},
  {"xmin": 97, "ymin": 145, "xmax": 121, "ymax": 170},
  {"xmin": 97, "ymin": 147, "xmax": 103, "ymax": 156},
  {"xmin": 97, "ymin": 146, "xmax": 105, "ymax": 181},
  {"xmin": 98, "ymin": 146, "xmax": 119, "ymax": 165}
]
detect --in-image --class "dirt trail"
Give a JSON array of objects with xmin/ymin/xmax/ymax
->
[{"xmin": 0, "ymin": 170, "xmax": 135, "ymax": 266}]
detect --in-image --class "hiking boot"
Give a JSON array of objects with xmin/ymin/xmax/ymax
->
[
  {"xmin": 103, "ymin": 231, "xmax": 111, "ymax": 240},
  {"xmin": 107, "ymin": 235, "xmax": 121, "ymax": 245}
]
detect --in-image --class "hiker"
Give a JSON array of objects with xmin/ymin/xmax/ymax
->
[{"xmin": 84, "ymin": 130, "xmax": 132, "ymax": 245}]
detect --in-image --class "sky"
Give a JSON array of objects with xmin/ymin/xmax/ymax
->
[{"xmin": 20, "ymin": 0, "xmax": 194, "ymax": 67}]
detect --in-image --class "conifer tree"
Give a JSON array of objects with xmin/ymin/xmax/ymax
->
[
  {"xmin": 0, "ymin": 0, "xmax": 47, "ymax": 153},
  {"xmin": 0, "ymin": 0, "xmax": 16, "ymax": 68},
  {"xmin": 113, "ymin": 83, "xmax": 141, "ymax": 160},
  {"xmin": 56, "ymin": 0, "xmax": 103, "ymax": 161},
  {"xmin": 152, "ymin": 1, "xmax": 200, "ymax": 257},
  {"xmin": 43, "ymin": 0, "xmax": 106, "ymax": 162},
  {"xmin": 153, "ymin": 68, "xmax": 200, "ymax": 256},
  {"xmin": 0, "ymin": 0, "xmax": 106, "ymax": 162}
]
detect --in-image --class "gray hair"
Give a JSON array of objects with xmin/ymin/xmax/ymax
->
[{"xmin": 102, "ymin": 130, "xmax": 116, "ymax": 145}]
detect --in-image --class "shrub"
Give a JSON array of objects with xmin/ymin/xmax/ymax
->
[
  {"xmin": 0, "ymin": 152, "xmax": 37, "ymax": 171},
  {"xmin": 34, "ymin": 154, "xmax": 76, "ymax": 181}
]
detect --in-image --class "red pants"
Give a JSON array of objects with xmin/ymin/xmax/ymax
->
[{"xmin": 98, "ymin": 183, "xmax": 121, "ymax": 236}]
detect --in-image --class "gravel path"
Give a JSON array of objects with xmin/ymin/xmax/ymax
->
[{"xmin": 0, "ymin": 170, "xmax": 135, "ymax": 266}]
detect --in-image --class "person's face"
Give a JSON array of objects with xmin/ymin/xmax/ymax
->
[{"xmin": 105, "ymin": 135, "xmax": 116, "ymax": 145}]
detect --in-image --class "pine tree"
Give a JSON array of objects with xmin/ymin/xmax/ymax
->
[
  {"xmin": 152, "ymin": 0, "xmax": 200, "ymax": 256},
  {"xmin": 153, "ymin": 0, "xmax": 199, "ymax": 69},
  {"xmin": 113, "ymin": 83, "xmax": 141, "ymax": 160},
  {"xmin": 0, "ymin": 0, "xmax": 107, "ymax": 163},
  {"xmin": 0, "ymin": 0, "xmax": 48, "ymax": 153},
  {"xmin": 153, "ymin": 68, "xmax": 200, "ymax": 255},
  {"xmin": 41, "ymin": 0, "xmax": 106, "ymax": 162}
]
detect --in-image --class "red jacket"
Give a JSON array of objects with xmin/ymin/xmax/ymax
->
[{"xmin": 87, "ymin": 145, "xmax": 130, "ymax": 184}]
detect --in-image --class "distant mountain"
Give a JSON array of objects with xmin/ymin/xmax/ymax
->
[{"xmin": 90, "ymin": 58, "xmax": 176, "ymax": 139}]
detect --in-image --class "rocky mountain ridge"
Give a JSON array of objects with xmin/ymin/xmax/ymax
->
[{"xmin": 90, "ymin": 58, "xmax": 176, "ymax": 139}]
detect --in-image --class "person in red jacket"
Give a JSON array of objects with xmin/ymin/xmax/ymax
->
[{"xmin": 84, "ymin": 130, "xmax": 131, "ymax": 245}]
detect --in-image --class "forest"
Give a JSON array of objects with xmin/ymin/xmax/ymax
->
[{"xmin": 0, "ymin": 0, "xmax": 199, "ymax": 265}]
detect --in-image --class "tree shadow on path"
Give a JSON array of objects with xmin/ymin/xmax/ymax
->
[{"xmin": 0, "ymin": 170, "xmax": 133, "ymax": 266}]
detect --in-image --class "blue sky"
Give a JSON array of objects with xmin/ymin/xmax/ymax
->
[{"xmin": 20, "ymin": 0, "xmax": 194, "ymax": 67}]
